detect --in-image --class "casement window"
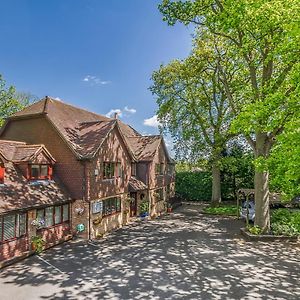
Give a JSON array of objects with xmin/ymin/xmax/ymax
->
[
  {"xmin": 0, "ymin": 212, "xmax": 27, "ymax": 243},
  {"xmin": 29, "ymin": 164, "xmax": 53, "ymax": 180},
  {"xmin": 36, "ymin": 203, "xmax": 70, "ymax": 229},
  {"xmin": 116, "ymin": 162, "xmax": 123, "ymax": 178},
  {"xmin": 155, "ymin": 163, "xmax": 164, "ymax": 175},
  {"xmin": 167, "ymin": 164, "xmax": 175, "ymax": 175},
  {"xmin": 131, "ymin": 163, "xmax": 137, "ymax": 176},
  {"xmin": 103, "ymin": 162, "xmax": 115, "ymax": 179},
  {"xmin": 0, "ymin": 165, "xmax": 4, "ymax": 184},
  {"xmin": 102, "ymin": 197, "xmax": 121, "ymax": 217}
]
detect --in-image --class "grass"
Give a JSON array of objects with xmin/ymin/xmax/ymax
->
[{"xmin": 203, "ymin": 204, "xmax": 238, "ymax": 216}]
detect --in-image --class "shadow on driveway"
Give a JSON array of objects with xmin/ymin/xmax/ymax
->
[{"xmin": 0, "ymin": 205, "xmax": 299, "ymax": 300}]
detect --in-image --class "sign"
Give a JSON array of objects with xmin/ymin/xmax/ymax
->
[
  {"xmin": 76, "ymin": 223, "xmax": 85, "ymax": 232},
  {"xmin": 92, "ymin": 200, "xmax": 103, "ymax": 214}
]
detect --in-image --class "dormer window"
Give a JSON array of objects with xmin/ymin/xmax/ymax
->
[
  {"xmin": 0, "ymin": 164, "xmax": 4, "ymax": 184},
  {"xmin": 29, "ymin": 164, "xmax": 53, "ymax": 180}
]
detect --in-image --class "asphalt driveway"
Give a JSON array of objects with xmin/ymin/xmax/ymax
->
[{"xmin": 0, "ymin": 205, "xmax": 299, "ymax": 300}]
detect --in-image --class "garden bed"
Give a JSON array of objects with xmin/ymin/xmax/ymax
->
[{"xmin": 240, "ymin": 228, "xmax": 299, "ymax": 242}]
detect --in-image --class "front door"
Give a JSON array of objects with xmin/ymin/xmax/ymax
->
[{"xmin": 130, "ymin": 192, "xmax": 137, "ymax": 217}]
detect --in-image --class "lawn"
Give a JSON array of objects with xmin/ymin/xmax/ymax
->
[{"xmin": 203, "ymin": 204, "xmax": 238, "ymax": 216}]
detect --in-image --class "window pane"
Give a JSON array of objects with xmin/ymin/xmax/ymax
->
[
  {"xmin": 18, "ymin": 213, "xmax": 27, "ymax": 236},
  {"xmin": 63, "ymin": 204, "xmax": 69, "ymax": 221},
  {"xmin": 31, "ymin": 165, "xmax": 40, "ymax": 178},
  {"xmin": 3, "ymin": 215, "xmax": 15, "ymax": 240},
  {"xmin": 116, "ymin": 198, "xmax": 121, "ymax": 212},
  {"xmin": 45, "ymin": 207, "xmax": 54, "ymax": 227},
  {"xmin": 0, "ymin": 217, "xmax": 2, "ymax": 241},
  {"xmin": 54, "ymin": 206, "xmax": 62, "ymax": 224},
  {"xmin": 41, "ymin": 165, "xmax": 48, "ymax": 177}
]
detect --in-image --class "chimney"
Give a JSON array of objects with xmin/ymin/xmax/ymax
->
[{"xmin": 114, "ymin": 112, "xmax": 118, "ymax": 119}]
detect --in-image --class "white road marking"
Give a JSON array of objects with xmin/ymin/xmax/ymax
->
[{"xmin": 36, "ymin": 255, "xmax": 68, "ymax": 277}]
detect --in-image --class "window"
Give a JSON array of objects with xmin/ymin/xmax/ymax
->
[
  {"xmin": 29, "ymin": 164, "xmax": 52, "ymax": 180},
  {"xmin": 117, "ymin": 162, "xmax": 122, "ymax": 178},
  {"xmin": 102, "ymin": 197, "xmax": 121, "ymax": 217},
  {"xmin": 155, "ymin": 163, "xmax": 164, "ymax": 175},
  {"xmin": 54, "ymin": 206, "xmax": 62, "ymax": 224},
  {"xmin": 167, "ymin": 164, "xmax": 175, "ymax": 175},
  {"xmin": 37, "ymin": 203, "xmax": 70, "ymax": 229},
  {"xmin": 0, "ymin": 212, "xmax": 27, "ymax": 243},
  {"xmin": 131, "ymin": 163, "xmax": 136, "ymax": 176},
  {"xmin": 103, "ymin": 162, "xmax": 115, "ymax": 179},
  {"xmin": 155, "ymin": 164, "xmax": 160, "ymax": 175},
  {"xmin": 0, "ymin": 164, "xmax": 5, "ymax": 184}
]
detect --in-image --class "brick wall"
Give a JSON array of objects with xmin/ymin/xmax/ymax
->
[
  {"xmin": 1, "ymin": 117, "xmax": 84, "ymax": 199},
  {"xmin": 0, "ymin": 236, "xmax": 29, "ymax": 261}
]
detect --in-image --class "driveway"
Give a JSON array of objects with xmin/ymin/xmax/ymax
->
[{"xmin": 0, "ymin": 205, "xmax": 299, "ymax": 300}]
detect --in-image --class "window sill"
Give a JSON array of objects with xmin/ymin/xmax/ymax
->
[
  {"xmin": 102, "ymin": 211, "xmax": 121, "ymax": 219},
  {"xmin": 36, "ymin": 221, "xmax": 70, "ymax": 231}
]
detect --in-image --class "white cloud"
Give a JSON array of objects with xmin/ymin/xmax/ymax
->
[
  {"xmin": 82, "ymin": 75, "xmax": 111, "ymax": 86},
  {"xmin": 53, "ymin": 97, "xmax": 62, "ymax": 101},
  {"xmin": 124, "ymin": 106, "xmax": 136, "ymax": 114},
  {"xmin": 106, "ymin": 109, "xmax": 122, "ymax": 118},
  {"xmin": 143, "ymin": 115, "xmax": 160, "ymax": 128},
  {"xmin": 105, "ymin": 106, "xmax": 137, "ymax": 118}
]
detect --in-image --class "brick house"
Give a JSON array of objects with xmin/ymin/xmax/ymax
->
[
  {"xmin": 0, "ymin": 140, "xmax": 72, "ymax": 264},
  {"xmin": 0, "ymin": 97, "xmax": 175, "ymax": 263}
]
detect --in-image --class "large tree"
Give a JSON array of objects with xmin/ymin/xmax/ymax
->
[
  {"xmin": 0, "ymin": 75, "xmax": 35, "ymax": 126},
  {"xmin": 151, "ymin": 34, "xmax": 234, "ymax": 205},
  {"xmin": 159, "ymin": 0, "xmax": 300, "ymax": 232}
]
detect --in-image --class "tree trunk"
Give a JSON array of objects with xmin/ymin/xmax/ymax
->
[
  {"xmin": 211, "ymin": 162, "xmax": 221, "ymax": 206},
  {"xmin": 254, "ymin": 133, "xmax": 271, "ymax": 233},
  {"xmin": 254, "ymin": 169, "xmax": 270, "ymax": 232}
]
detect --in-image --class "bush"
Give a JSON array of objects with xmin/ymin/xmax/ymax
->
[
  {"xmin": 247, "ymin": 225, "xmax": 262, "ymax": 235},
  {"xmin": 175, "ymin": 171, "xmax": 212, "ymax": 201},
  {"xmin": 270, "ymin": 209, "xmax": 300, "ymax": 236}
]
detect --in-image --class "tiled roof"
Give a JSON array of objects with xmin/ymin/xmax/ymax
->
[
  {"xmin": 0, "ymin": 162, "xmax": 71, "ymax": 214},
  {"xmin": 128, "ymin": 177, "xmax": 147, "ymax": 192},
  {"xmin": 127, "ymin": 136, "xmax": 162, "ymax": 161},
  {"xmin": 0, "ymin": 140, "xmax": 55, "ymax": 163},
  {"xmin": 10, "ymin": 97, "xmax": 141, "ymax": 159}
]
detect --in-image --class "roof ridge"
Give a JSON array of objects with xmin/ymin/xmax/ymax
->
[
  {"xmin": 0, "ymin": 139, "xmax": 26, "ymax": 144},
  {"xmin": 47, "ymin": 96, "xmax": 112, "ymax": 121}
]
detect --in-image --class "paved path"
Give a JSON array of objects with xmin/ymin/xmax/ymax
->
[{"xmin": 0, "ymin": 205, "xmax": 299, "ymax": 300}]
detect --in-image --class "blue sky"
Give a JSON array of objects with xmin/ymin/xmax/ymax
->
[{"xmin": 0, "ymin": 0, "xmax": 192, "ymax": 140}]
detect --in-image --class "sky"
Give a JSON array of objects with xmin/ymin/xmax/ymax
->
[{"xmin": 0, "ymin": 0, "xmax": 192, "ymax": 144}]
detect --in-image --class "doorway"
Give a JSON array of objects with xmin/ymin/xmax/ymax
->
[{"xmin": 130, "ymin": 192, "xmax": 137, "ymax": 217}]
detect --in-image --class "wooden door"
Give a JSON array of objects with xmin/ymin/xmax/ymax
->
[{"xmin": 130, "ymin": 192, "xmax": 137, "ymax": 217}]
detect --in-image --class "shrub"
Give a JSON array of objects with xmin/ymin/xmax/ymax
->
[
  {"xmin": 270, "ymin": 209, "xmax": 300, "ymax": 236},
  {"xmin": 247, "ymin": 225, "xmax": 262, "ymax": 235}
]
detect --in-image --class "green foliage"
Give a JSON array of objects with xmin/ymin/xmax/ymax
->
[
  {"xmin": 139, "ymin": 200, "xmax": 149, "ymax": 214},
  {"xmin": 0, "ymin": 75, "xmax": 34, "ymax": 127},
  {"xmin": 268, "ymin": 118, "xmax": 300, "ymax": 199},
  {"xmin": 203, "ymin": 204, "xmax": 237, "ymax": 216},
  {"xmin": 31, "ymin": 235, "xmax": 45, "ymax": 254},
  {"xmin": 270, "ymin": 209, "xmax": 300, "ymax": 236},
  {"xmin": 175, "ymin": 171, "xmax": 212, "ymax": 201},
  {"xmin": 221, "ymin": 142, "xmax": 254, "ymax": 199},
  {"xmin": 247, "ymin": 225, "xmax": 262, "ymax": 235}
]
